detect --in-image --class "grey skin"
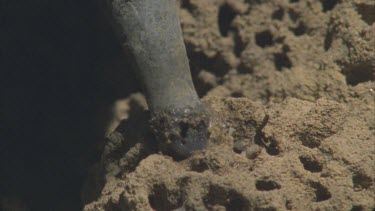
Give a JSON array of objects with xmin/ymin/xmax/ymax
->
[{"xmin": 106, "ymin": 0, "xmax": 209, "ymax": 158}]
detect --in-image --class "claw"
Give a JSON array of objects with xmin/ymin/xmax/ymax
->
[{"xmin": 150, "ymin": 106, "xmax": 210, "ymax": 159}]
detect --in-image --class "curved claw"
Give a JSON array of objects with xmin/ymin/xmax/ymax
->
[{"xmin": 150, "ymin": 106, "xmax": 210, "ymax": 159}]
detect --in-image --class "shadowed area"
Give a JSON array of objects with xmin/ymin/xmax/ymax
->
[{"xmin": 0, "ymin": 0, "xmax": 139, "ymax": 210}]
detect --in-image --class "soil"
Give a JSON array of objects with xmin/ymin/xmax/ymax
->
[{"xmin": 81, "ymin": 0, "xmax": 374, "ymax": 210}]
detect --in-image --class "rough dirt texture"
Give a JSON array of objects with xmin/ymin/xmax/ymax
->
[{"xmin": 82, "ymin": 0, "xmax": 374, "ymax": 210}]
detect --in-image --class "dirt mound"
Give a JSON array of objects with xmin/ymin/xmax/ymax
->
[
  {"xmin": 82, "ymin": 0, "xmax": 374, "ymax": 210},
  {"xmin": 83, "ymin": 97, "xmax": 374, "ymax": 210},
  {"xmin": 180, "ymin": 0, "xmax": 374, "ymax": 130}
]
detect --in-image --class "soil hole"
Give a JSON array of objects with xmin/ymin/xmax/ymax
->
[
  {"xmin": 272, "ymin": 8, "xmax": 284, "ymax": 20},
  {"xmin": 226, "ymin": 198, "xmax": 247, "ymax": 210},
  {"xmin": 342, "ymin": 62, "xmax": 374, "ymax": 86},
  {"xmin": 288, "ymin": 9, "xmax": 300, "ymax": 22},
  {"xmin": 104, "ymin": 202, "xmax": 122, "ymax": 211},
  {"xmin": 309, "ymin": 181, "xmax": 331, "ymax": 202},
  {"xmin": 204, "ymin": 185, "xmax": 248, "ymax": 209},
  {"xmin": 148, "ymin": 184, "xmax": 182, "ymax": 211},
  {"xmin": 196, "ymin": 71, "xmax": 217, "ymax": 97},
  {"xmin": 300, "ymin": 135, "xmax": 321, "ymax": 148},
  {"xmin": 181, "ymin": 0, "xmax": 197, "ymax": 14},
  {"xmin": 291, "ymin": 22, "xmax": 307, "ymax": 36},
  {"xmin": 352, "ymin": 172, "xmax": 372, "ymax": 191},
  {"xmin": 256, "ymin": 179, "xmax": 281, "ymax": 191},
  {"xmin": 274, "ymin": 52, "xmax": 292, "ymax": 71},
  {"xmin": 186, "ymin": 43, "xmax": 231, "ymax": 96},
  {"xmin": 258, "ymin": 135, "xmax": 281, "ymax": 156},
  {"xmin": 356, "ymin": 3, "xmax": 375, "ymax": 25},
  {"xmin": 218, "ymin": 4, "xmax": 237, "ymax": 37},
  {"xmin": 289, "ymin": 0, "xmax": 299, "ymax": 3},
  {"xmin": 204, "ymin": 185, "xmax": 248, "ymax": 210},
  {"xmin": 265, "ymin": 142, "xmax": 281, "ymax": 155},
  {"xmin": 350, "ymin": 205, "xmax": 364, "ymax": 211},
  {"xmin": 189, "ymin": 158, "xmax": 209, "ymax": 172},
  {"xmin": 299, "ymin": 155, "xmax": 323, "ymax": 173},
  {"xmin": 231, "ymin": 91, "xmax": 245, "ymax": 98},
  {"xmin": 255, "ymin": 30, "xmax": 274, "ymax": 48},
  {"xmin": 179, "ymin": 122, "xmax": 189, "ymax": 139},
  {"xmin": 320, "ymin": 0, "xmax": 339, "ymax": 12},
  {"xmin": 186, "ymin": 43, "xmax": 231, "ymax": 77},
  {"xmin": 324, "ymin": 30, "xmax": 333, "ymax": 51}
]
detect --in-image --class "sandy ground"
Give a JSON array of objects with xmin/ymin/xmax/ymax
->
[{"xmin": 82, "ymin": 0, "xmax": 374, "ymax": 210}]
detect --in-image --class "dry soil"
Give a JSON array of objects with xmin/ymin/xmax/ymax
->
[{"xmin": 82, "ymin": 0, "xmax": 374, "ymax": 210}]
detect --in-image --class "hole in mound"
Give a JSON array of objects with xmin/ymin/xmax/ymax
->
[
  {"xmin": 350, "ymin": 205, "xmax": 364, "ymax": 211},
  {"xmin": 274, "ymin": 51, "xmax": 292, "ymax": 71},
  {"xmin": 320, "ymin": 0, "xmax": 339, "ymax": 12},
  {"xmin": 324, "ymin": 30, "xmax": 333, "ymax": 51},
  {"xmin": 258, "ymin": 134, "xmax": 281, "ymax": 156},
  {"xmin": 189, "ymin": 158, "xmax": 209, "ymax": 172},
  {"xmin": 356, "ymin": 3, "xmax": 375, "ymax": 25},
  {"xmin": 309, "ymin": 181, "xmax": 331, "ymax": 202},
  {"xmin": 186, "ymin": 43, "xmax": 231, "ymax": 78},
  {"xmin": 255, "ymin": 30, "xmax": 274, "ymax": 48},
  {"xmin": 226, "ymin": 198, "xmax": 247, "ymax": 210},
  {"xmin": 196, "ymin": 71, "xmax": 217, "ymax": 97},
  {"xmin": 218, "ymin": 4, "xmax": 237, "ymax": 37},
  {"xmin": 265, "ymin": 139, "xmax": 281, "ymax": 156},
  {"xmin": 289, "ymin": 0, "xmax": 299, "ymax": 3},
  {"xmin": 300, "ymin": 135, "xmax": 321, "ymax": 148},
  {"xmin": 272, "ymin": 8, "xmax": 285, "ymax": 20},
  {"xmin": 179, "ymin": 122, "xmax": 189, "ymax": 139},
  {"xmin": 204, "ymin": 185, "xmax": 228, "ymax": 207},
  {"xmin": 231, "ymin": 91, "xmax": 244, "ymax": 98},
  {"xmin": 104, "ymin": 201, "xmax": 122, "ymax": 211},
  {"xmin": 185, "ymin": 43, "xmax": 231, "ymax": 96},
  {"xmin": 352, "ymin": 172, "xmax": 372, "ymax": 191},
  {"xmin": 255, "ymin": 115, "xmax": 281, "ymax": 156},
  {"xmin": 288, "ymin": 9, "xmax": 300, "ymax": 22},
  {"xmin": 181, "ymin": 0, "xmax": 198, "ymax": 14},
  {"xmin": 342, "ymin": 62, "xmax": 374, "ymax": 86},
  {"xmin": 299, "ymin": 155, "xmax": 323, "ymax": 173},
  {"xmin": 256, "ymin": 179, "xmax": 281, "ymax": 191},
  {"xmin": 148, "ymin": 184, "xmax": 182, "ymax": 211},
  {"xmin": 204, "ymin": 185, "xmax": 248, "ymax": 210},
  {"xmin": 291, "ymin": 22, "xmax": 307, "ymax": 36}
]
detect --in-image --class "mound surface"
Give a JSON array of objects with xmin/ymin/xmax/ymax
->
[{"xmin": 83, "ymin": 96, "xmax": 374, "ymax": 210}]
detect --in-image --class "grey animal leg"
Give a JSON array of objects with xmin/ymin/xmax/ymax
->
[{"xmin": 106, "ymin": 0, "xmax": 209, "ymax": 158}]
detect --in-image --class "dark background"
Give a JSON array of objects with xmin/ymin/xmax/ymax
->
[{"xmin": 0, "ymin": 0, "xmax": 139, "ymax": 210}]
